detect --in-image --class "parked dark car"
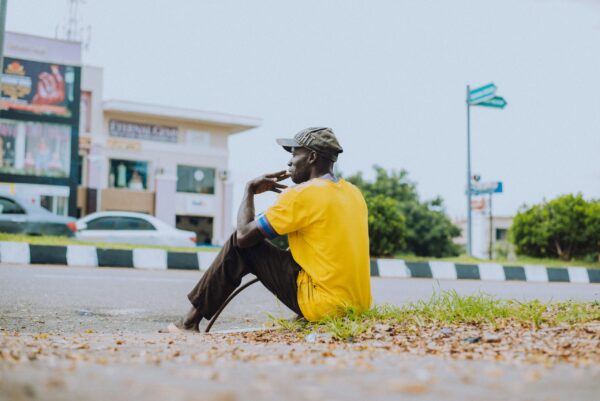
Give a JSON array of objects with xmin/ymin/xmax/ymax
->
[{"xmin": 0, "ymin": 195, "xmax": 76, "ymax": 237}]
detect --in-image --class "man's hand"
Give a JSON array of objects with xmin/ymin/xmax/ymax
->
[{"xmin": 247, "ymin": 170, "xmax": 290, "ymax": 195}]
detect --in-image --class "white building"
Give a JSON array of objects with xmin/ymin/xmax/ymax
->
[
  {"xmin": 0, "ymin": 32, "xmax": 261, "ymax": 245},
  {"xmin": 454, "ymin": 201, "xmax": 513, "ymax": 260},
  {"xmin": 79, "ymin": 66, "xmax": 261, "ymax": 245}
]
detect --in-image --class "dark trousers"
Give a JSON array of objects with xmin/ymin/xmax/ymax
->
[{"xmin": 187, "ymin": 234, "xmax": 303, "ymax": 319}]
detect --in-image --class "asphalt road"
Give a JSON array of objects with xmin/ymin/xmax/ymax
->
[
  {"xmin": 1, "ymin": 263, "xmax": 598, "ymax": 334},
  {"xmin": 2, "ymin": 263, "xmax": 600, "ymax": 401}
]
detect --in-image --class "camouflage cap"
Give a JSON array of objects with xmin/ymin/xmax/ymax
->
[{"xmin": 276, "ymin": 127, "xmax": 343, "ymax": 162}]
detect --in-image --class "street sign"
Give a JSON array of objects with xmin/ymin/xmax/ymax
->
[
  {"xmin": 471, "ymin": 197, "xmax": 486, "ymax": 211},
  {"xmin": 471, "ymin": 181, "xmax": 503, "ymax": 195},
  {"xmin": 468, "ymin": 83, "xmax": 497, "ymax": 105},
  {"xmin": 475, "ymin": 96, "xmax": 507, "ymax": 109}
]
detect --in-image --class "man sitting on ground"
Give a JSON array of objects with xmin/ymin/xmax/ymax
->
[{"xmin": 167, "ymin": 127, "xmax": 371, "ymax": 331}]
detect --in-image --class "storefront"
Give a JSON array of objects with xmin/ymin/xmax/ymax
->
[
  {"xmin": 0, "ymin": 32, "xmax": 261, "ymax": 244},
  {"xmin": 0, "ymin": 32, "xmax": 81, "ymax": 215},
  {"xmin": 76, "ymin": 87, "xmax": 261, "ymax": 245}
]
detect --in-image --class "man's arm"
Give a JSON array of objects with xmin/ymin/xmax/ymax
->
[{"xmin": 235, "ymin": 170, "xmax": 289, "ymax": 248}]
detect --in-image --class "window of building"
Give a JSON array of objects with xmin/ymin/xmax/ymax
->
[
  {"xmin": 40, "ymin": 195, "xmax": 69, "ymax": 216},
  {"xmin": 0, "ymin": 197, "xmax": 25, "ymax": 214},
  {"xmin": 80, "ymin": 91, "xmax": 92, "ymax": 133},
  {"xmin": 177, "ymin": 165, "xmax": 215, "ymax": 194},
  {"xmin": 176, "ymin": 215, "xmax": 213, "ymax": 244},
  {"xmin": 0, "ymin": 119, "xmax": 71, "ymax": 178},
  {"xmin": 109, "ymin": 159, "xmax": 148, "ymax": 190},
  {"xmin": 77, "ymin": 154, "xmax": 84, "ymax": 185},
  {"xmin": 496, "ymin": 228, "xmax": 508, "ymax": 241}
]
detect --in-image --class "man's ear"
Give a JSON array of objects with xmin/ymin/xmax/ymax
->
[{"xmin": 308, "ymin": 151, "xmax": 318, "ymax": 164}]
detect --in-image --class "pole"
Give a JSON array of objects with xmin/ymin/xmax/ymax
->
[
  {"xmin": 488, "ymin": 193, "xmax": 493, "ymax": 260},
  {"xmin": 0, "ymin": 0, "xmax": 8, "ymax": 73},
  {"xmin": 466, "ymin": 85, "xmax": 472, "ymax": 256}
]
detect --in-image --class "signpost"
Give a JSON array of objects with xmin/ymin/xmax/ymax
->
[
  {"xmin": 471, "ymin": 181, "xmax": 503, "ymax": 195},
  {"xmin": 467, "ymin": 83, "xmax": 497, "ymax": 104},
  {"xmin": 465, "ymin": 83, "xmax": 507, "ymax": 256},
  {"xmin": 478, "ymin": 96, "xmax": 507, "ymax": 109}
]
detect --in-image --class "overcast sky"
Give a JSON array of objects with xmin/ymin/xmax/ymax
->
[{"xmin": 6, "ymin": 0, "xmax": 600, "ymax": 218}]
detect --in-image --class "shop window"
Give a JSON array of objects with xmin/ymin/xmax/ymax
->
[
  {"xmin": 109, "ymin": 159, "xmax": 148, "ymax": 190},
  {"xmin": 176, "ymin": 215, "xmax": 213, "ymax": 245},
  {"xmin": 0, "ymin": 119, "xmax": 71, "ymax": 178},
  {"xmin": 177, "ymin": 165, "xmax": 215, "ymax": 194},
  {"xmin": 40, "ymin": 195, "xmax": 68, "ymax": 216}
]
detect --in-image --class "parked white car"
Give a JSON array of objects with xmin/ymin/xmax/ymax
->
[{"xmin": 75, "ymin": 211, "xmax": 197, "ymax": 247}]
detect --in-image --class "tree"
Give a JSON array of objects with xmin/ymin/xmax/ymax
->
[
  {"xmin": 346, "ymin": 166, "xmax": 460, "ymax": 258},
  {"xmin": 365, "ymin": 195, "xmax": 407, "ymax": 257},
  {"xmin": 510, "ymin": 194, "xmax": 600, "ymax": 261}
]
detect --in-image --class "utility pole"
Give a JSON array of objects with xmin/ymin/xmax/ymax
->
[
  {"xmin": 0, "ymin": 0, "xmax": 8, "ymax": 74},
  {"xmin": 488, "ymin": 192, "xmax": 493, "ymax": 259},
  {"xmin": 466, "ymin": 85, "xmax": 473, "ymax": 256},
  {"xmin": 465, "ymin": 82, "xmax": 507, "ymax": 257}
]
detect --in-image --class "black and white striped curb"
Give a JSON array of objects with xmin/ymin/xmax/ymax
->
[
  {"xmin": 370, "ymin": 259, "xmax": 600, "ymax": 284},
  {"xmin": 1, "ymin": 241, "xmax": 599, "ymax": 284},
  {"xmin": 0, "ymin": 241, "xmax": 218, "ymax": 270}
]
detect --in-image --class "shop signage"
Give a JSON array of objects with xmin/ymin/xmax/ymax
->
[
  {"xmin": 107, "ymin": 138, "xmax": 142, "ymax": 152},
  {"xmin": 185, "ymin": 195, "xmax": 215, "ymax": 215},
  {"xmin": 109, "ymin": 119, "xmax": 179, "ymax": 143},
  {"xmin": 0, "ymin": 57, "xmax": 79, "ymax": 119}
]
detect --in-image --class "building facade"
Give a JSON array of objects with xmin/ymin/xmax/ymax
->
[
  {"xmin": 1, "ymin": 32, "xmax": 261, "ymax": 245},
  {"xmin": 78, "ymin": 66, "xmax": 261, "ymax": 245},
  {"xmin": 454, "ymin": 210, "xmax": 513, "ymax": 260},
  {"xmin": 0, "ymin": 32, "xmax": 82, "ymax": 215}
]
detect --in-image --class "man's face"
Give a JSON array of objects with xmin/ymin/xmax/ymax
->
[{"xmin": 287, "ymin": 147, "xmax": 312, "ymax": 184}]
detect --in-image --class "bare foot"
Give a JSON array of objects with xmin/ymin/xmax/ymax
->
[{"xmin": 158, "ymin": 319, "xmax": 199, "ymax": 333}]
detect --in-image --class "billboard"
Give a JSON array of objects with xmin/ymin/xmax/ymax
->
[{"xmin": 0, "ymin": 57, "xmax": 79, "ymax": 119}]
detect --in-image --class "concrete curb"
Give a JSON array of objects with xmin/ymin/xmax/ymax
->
[
  {"xmin": 370, "ymin": 258, "xmax": 600, "ymax": 284},
  {"xmin": 1, "ymin": 241, "xmax": 598, "ymax": 284},
  {"xmin": 0, "ymin": 241, "xmax": 218, "ymax": 270}
]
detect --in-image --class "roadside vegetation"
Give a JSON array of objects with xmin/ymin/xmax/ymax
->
[
  {"xmin": 344, "ymin": 166, "xmax": 460, "ymax": 258},
  {"xmin": 511, "ymin": 194, "xmax": 600, "ymax": 262},
  {"xmin": 267, "ymin": 290, "xmax": 600, "ymax": 365},
  {"xmin": 0, "ymin": 233, "xmax": 218, "ymax": 253},
  {"xmin": 393, "ymin": 253, "xmax": 600, "ymax": 269},
  {"xmin": 275, "ymin": 290, "xmax": 600, "ymax": 341},
  {"xmin": 344, "ymin": 166, "xmax": 599, "ymax": 267}
]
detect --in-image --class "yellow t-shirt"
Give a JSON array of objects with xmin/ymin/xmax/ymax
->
[{"xmin": 264, "ymin": 177, "xmax": 372, "ymax": 321}]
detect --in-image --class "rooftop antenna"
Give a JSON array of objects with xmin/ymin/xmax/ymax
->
[{"xmin": 55, "ymin": 0, "xmax": 91, "ymax": 52}]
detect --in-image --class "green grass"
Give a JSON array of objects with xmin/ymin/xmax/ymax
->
[
  {"xmin": 274, "ymin": 290, "xmax": 600, "ymax": 341},
  {"xmin": 392, "ymin": 253, "xmax": 600, "ymax": 269},
  {"xmin": 0, "ymin": 233, "xmax": 219, "ymax": 253}
]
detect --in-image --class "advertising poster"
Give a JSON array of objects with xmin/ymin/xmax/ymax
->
[
  {"xmin": 0, "ymin": 119, "xmax": 71, "ymax": 178},
  {"xmin": 0, "ymin": 57, "xmax": 79, "ymax": 119},
  {"xmin": 0, "ymin": 120, "xmax": 18, "ymax": 170},
  {"xmin": 25, "ymin": 122, "xmax": 71, "ymax": 177}
]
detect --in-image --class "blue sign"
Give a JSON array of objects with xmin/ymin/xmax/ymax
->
[
  {"xmin": 475, "ymin": 96, "xmax": 507, "ymax": 109},
  {"xmin": 468, "ymin": 83, "xmax": 497, "ymax": 105},
  {"xmin": 471, "ymin": 181, "xmax": 503, "ymax": 195}
]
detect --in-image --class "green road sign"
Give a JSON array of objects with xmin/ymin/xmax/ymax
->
[
  {"xmin": 476, "ymin": 96, "xmax": 507, "ymax": 109},
  {"xmin": 468, "ymin": 83, "xmax": 496, "ymax": 105}
]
